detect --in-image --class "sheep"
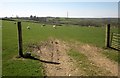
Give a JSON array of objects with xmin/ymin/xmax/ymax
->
[
  {"xmin": 14, "ymin": 22, "xmax": 16, "ymax": 24},
  {"xmin": 88, "ymin": 25, "xmax": 91, "ymax": 27},
  {"xmin": 42, "ymin": 24, "xmax": 45, "ymax": 26},
  {"xmin": 27, "ymin": 26, "xmax": 30, "ymax": 29},
  {"xmin": 41, "ymin": 24, "xmax": 45, "ymax": 27},
  {"xmin": 53, "ymin": 25, "xmax": 56, "ymax": 29}
]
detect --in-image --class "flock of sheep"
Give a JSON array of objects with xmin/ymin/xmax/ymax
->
[
  {"xmin": 27, "ymin": 24, "xmax": 56, "ymax": 29},
  {"xmin": 14, "ymin": 22, "xmax": 57, "ymax": 29}
]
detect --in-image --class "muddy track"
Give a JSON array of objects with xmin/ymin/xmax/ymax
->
[
  {"xmin": 33, "ymin": 39, "xmax": 84, "ymax": 76},
  {"xmin": 29, "ymin": 39, "xmax": 118, "ymax": 76},
  {"xmin": 72, "ymin": 43, "xmax": 118, "ymax": 76}
]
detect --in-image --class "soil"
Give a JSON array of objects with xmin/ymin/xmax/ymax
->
[
  {"xmin": 28, "ymin": 38, "xmax": 118, "ymax": 76},
  {"xmin": 73, "ymin": 44, "xmax": 118, "ymax": 76},
  {"xmin": 31, "ymin": 38, "xmax": 84, "ymax": 76}
]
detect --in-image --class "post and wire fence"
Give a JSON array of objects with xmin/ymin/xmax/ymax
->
[{"xmin": 105, "ymin": 24, "xmax": 120, "ymax": 51}]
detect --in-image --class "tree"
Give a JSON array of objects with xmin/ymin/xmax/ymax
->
[
  {"xmin": 33, "ymin": 16, "xmax": 36, "ymax": 20},
  {"xmin": 30, "ymin": 15, "xmax": 33, "ymax": 19}
]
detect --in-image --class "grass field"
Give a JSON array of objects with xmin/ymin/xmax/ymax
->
[
  {"xmin": 2, "ymin": 20, "xmax": 118, "ymax": 76},
  {"xmin": 0, "ymin": 22, "xmax": 2, "ymax": 77}
]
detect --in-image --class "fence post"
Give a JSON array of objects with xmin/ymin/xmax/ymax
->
[
  {"xmin": 17, "ymin": 22, "xmax": 23, "ymax": 57},
  {"xmin": 105, "ymin": 24, "xmax": 111, "ymax": 48}
]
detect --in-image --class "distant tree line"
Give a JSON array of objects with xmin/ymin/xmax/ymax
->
[
  {"xmin": 29, "ymin": 15, "xmax": 47, "ymax": 23},
  {"xmin": 2, "ymin": 15, "xmax": 118, "ymax": 27}
]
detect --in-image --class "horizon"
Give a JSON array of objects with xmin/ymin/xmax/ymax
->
[{"xmin": 1, "ymin": 16, "xmax": 119, "ymax": 19}]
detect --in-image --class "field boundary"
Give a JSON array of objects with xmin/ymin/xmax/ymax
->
[{"xmin": 110, "ymin": 33, "xmax": 120, "ymax": 51}]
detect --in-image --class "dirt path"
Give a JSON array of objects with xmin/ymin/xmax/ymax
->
[
  {"xmin": 34, "ymin": 39, "xmax": 85, "ymax": 76},
  {"xmin": 29, "ymin": 39, "xmax": 118, "ymax": 76},
  {"xmin": 73, "ymin": 44, "xmax": 118, "ymax": 76}
]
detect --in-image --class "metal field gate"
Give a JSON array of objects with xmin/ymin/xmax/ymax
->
[{"xmin": 110, "ymin": 33, "xmax": 120, "ymax": 51}]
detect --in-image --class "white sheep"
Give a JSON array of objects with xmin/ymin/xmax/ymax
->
[
  {"xmin": 42, "ymin": 24, "xmax": 45, "ymax": 26},
  {"xmin": 27, "ymin": 26, "xmax": 30, "ymax": 29},
  {"xmin": 41, "ymin": 24, "xmax": 45, "ymax": 27},
  {"xmin": 14, "ymin": 22, "xmax": 16, "ymax": 24},
  {"xmin": 53, "ymin": 25, "xmax": 56, "ymax": 29}
]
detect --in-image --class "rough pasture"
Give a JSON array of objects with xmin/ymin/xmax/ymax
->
[{"xmin": 2, "ymin": 20, "xmax": 118, "ymax": 76}]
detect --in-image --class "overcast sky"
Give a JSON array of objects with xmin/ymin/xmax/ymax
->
[{"xmin": 0, "ymin": 0, "xmax": 119, "ymax": 18}]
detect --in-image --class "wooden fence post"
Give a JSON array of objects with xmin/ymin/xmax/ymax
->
[
  {"xmin": 17, "ymin": 22, "xmax": 23, "ymax": 57},
  {"xmin": 105, "ymin": 24, "xmax": 111, "ymax": 48}
]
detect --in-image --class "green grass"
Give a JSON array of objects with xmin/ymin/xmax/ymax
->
[
  {"xmin": 102, "ymin": 49, "xmax": 119, "ymax": 63},
  {"xmin": 0, "ymin": 23, "xmax": 2, "ymax": 77},
  {"xmin": 2, "ymin": 20, "xmax": 118, "ymax": 76},
  {"xmin": 2, "ymin": 21, "xmax": 44, "ymax": 76},
  {"xmin": 2, "ymin": 59, "xmax": 44, "ymax": 76},
  {"xmin": 21, "ymin": 22, "xmax": 106, "ymax": 47}
]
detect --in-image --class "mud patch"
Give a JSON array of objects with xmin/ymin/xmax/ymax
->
[
  {"xmin": 29, "ymin": 38, "xmax": 84, "ymax": 76},
  {"xmin": 27, "ymin": 38, "xmax": 118, "ymax": 76},
  {"xmin": 74, "ymin": 44, "xmax": 118, "ymax": 76}
]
